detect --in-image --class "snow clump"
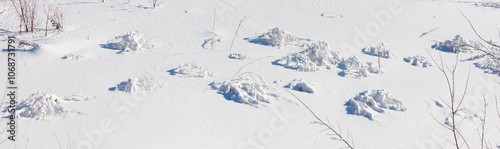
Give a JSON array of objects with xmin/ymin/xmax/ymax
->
[
  {"xmin": 284, "ymin": 79, "xmax": 316, "ymax": 93},
  {"xmin": 277, "ymin": 41, "xmax": 342, "ymax": 72},
  {"xmin": 17, "ymin": 91, "xmax": 70, "ymax": 119},
  {"xmin": 116, "ymin": 76, "xmax": 162, "ymax": 93},
  {"xmin": 172, "ymin": 62, "xmax": 212, "ymax": 78},
  {"xmin": 403, "ymin": 56, "xmax": 432, "ymax": 67},
  {"xmin": 362, "ymin": 43, "xmax": 395, "ymax": 59},
  {"xmin": 432, "ymin": 35, "xmax": 483, "ymax": 53},
  {"xmin": 346, "ymin": 89, "xmax": 406, "ymax": 120},
  {"xmin": 210, "ymin": 77, "xmax": 278, "ymax": 106},
  {"xmin": 261, "ymin": 27, "xmax": 300, "ymax": 47},
  {"xmin": 104, "ymin": 31, "xmax": 151, "ymax": 52},
  {"xmin": 339, "ymin": 56, "xmax": 380, "ymax": 77}
]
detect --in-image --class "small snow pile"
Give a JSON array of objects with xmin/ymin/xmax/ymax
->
[
  {"xmin": 261, "ymin": 27, "xmax": 300, "ymax": 47},
  {"xmin": 202, "ymin": 35, "xmax": 221, "ymax": 49},
  {"xmin": 228, "ymin": 53, "xmax": 247, "ymax": 60},
  {"xmin": 284, "ymin": 79, "xmax": 316, "ymax": 93},
  {"xmin": 17, "ymin": 91, "xmax": 70, "ymax": 119},
  {"xmin": 403, "ymin": 56, "xmax": 432, "ymax": 67},
  {"xmin": 104, "ymin": 31, "xmax": 151, "ymax": 52},
  {"xmin": 210, "ymin": 77, "xmax": 278, "ymax": 106},
  {"xmin": 346, "ymin": 89, "xmax": 406, "ymax": 120},
  {"xmin": 172, "ymin": 62, "xmax": 212, "ymax": 78},
  {"xmin": 116, "ymin": 76, "xmax": 162, "ymax": 93},
  {"xmin": 277, "ymin": 41, "xmax": 342, "ymax": 72},
  {"xmin": 340, "ymin": 56, "xmax": 380, "ymax": 77},
  {"xmin": 62, "ymin": 53, "xmax": 84, "ymax": 60},
  {"xmin": 476, "ymin": 58, "xmax": 500, "ymax": 74},
  {"xmin": 362, "ymin": 43, "xmax": 394, "ymax": 59},
  {"xmin": 18, "ymin": 40, "xmax": 39, "ymax": 51},
  {"xmin": 432, "ymin": 35, "xmax": 483, "ymax": 53}
]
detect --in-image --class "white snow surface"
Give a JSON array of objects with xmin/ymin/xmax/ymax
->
[{"xmin": 1, "ymin": 0, "xmax": 500, "ymax": 148}]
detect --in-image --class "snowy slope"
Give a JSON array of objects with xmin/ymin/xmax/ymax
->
[{"xmin": 1, "ymin": 0, "xmax": 500, "ymax": 148}]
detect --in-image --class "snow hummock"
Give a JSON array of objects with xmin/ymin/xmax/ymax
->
[
  {"xmin": 210, "ymin": 77, "xmax": 278, "ymax": 106},
  {"xmin": 403, "ymin": 56, "xmax": 432, "ymax": 67},
  {"xmin": 339, "ymin": 56, "xmax": 381, "ymax": 77},
  {"xmin": 276, "ymin": 41, "xmax": 342, "ymax": 72},
  {"xmin": 284, "ymin": 79, "xmax": 316, "ymax": 93},
  {"xmin": 432, "ymin": 35, "xmax": 482, "ymax": 53},
  {"xmin": 362, "ymin": 43, "xmax": 395, "ymax": 59},
  {"xmin": 104, "ymin": 31, "xmax": 151, "ymax": 52},
  {"xmin": 116, "ymin": 76, "xmax": 162, "ymax": 93},
  {"xmin": 228, "ymin": 53, "xmax": 247, "ymax": 60},
  {"xmin": 17, "ymin": 91, "xmax": 70, "ymax": 119},
  {"xmin": 62, "ymin": 53, "xmax": 84, "ymax": 60},
  {"xmin": 346, "ymin": 89, "xmax": 406, "ymax": 120},
  {"xmin": 261, "ymin": 27, "xmax": 300, "ymax": 47},
  {"xmin": 172, "ymin": 62, "xmax": 212, "ymax": 78}
]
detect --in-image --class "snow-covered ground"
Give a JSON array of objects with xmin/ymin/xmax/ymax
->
[{"xmin": 1, "ymin": 0, "xmax": 500, "ymax": 148}]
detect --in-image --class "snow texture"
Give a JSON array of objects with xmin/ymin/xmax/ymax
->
[
  {"xmin": 432, "ymin": 35, "xmax": 483, "ymax": 53},
  {"xmin": 172, "ymin": 62, "xmax": 212, "ymax": 78},
  {"xmin": 17, "ymin": 91, "xmax": 70, "ymax": 119},
  {"xmin": 228, "ymin": 53, "xmax": 247, "ymax": 60},
  {"xmin": 210, "ymin": 78, "xmax": 278, "ymax": 106},
  {"xmin": 476, "ymin": 58, "xmax": 500, "ymax": 75},
  {"xmin": 261, "ymin": 27, "xmax": 300, "ymax": 47},
  {"xmin": 346, "ymin": 89, "xmax": 406, "ymax": 120},
  {"xmin": 64, "ymin": 92, "xmax": 95, "ymax": 101},
  {"xmin": 62, "ymin": 53, "xmax": 84, "ymax": 60},
  {"xmin": 104, "ymin": 31, "xmax": 151, "ymax": 52},
  {"xmin": 362, "ymin": 43, "xmax": 394, "ymax": 59},
  {"xmin": 116, "ymin": 76, "xmax": 162, "ymax": 93},
  {"xmin": 277, "ymin": 41, "xmax": 342, "ymax": 72},
  {"xmin": 403, "ymin": 56, "xmax": 432, "ymax": 67},
  {"xmin": 284, "ymin": 79, "xmax": 316, "ymax": 93},
  {"xmin": 339, "ymin": 56, "xmax": 380, "ymax": 77}
]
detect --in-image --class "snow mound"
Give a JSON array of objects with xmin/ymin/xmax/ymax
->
[
  {"xmin": 261, "ymin": 27, "xmax": 300, "ymax": 47},
  {"xmin": 116, "ymin": 76, "xmax": 162, "ymax": 93},
  {"xmin": 284, "ymin": 79, "xmax": 316, "ymax": 93},
  {"xmin": 339, "ymin": 56, "xmax": 380, "ymax": 77},
  {"xmin": 210, "ymin": 77, "xmax": 278, "ymax": 106},
  {"xmin": 277, "ymin": 41, "xmax": 342, "ymax": 72},
  {"xmin": 476, "ymin": 58, "xmax": 500, "ymax": 75},
  {"xmin": 228, "ymin": 53, "xmax": 247, "ymax": 60},
  {"xmin": 403, "ymin": 56, "xmax": 432, "ymax": 67},
  {"xmin": 172, "ymin": 62, "xmax": 212, "ymax": 78},
  {"xmin": 17, "ymin": 91, "xmax": 70, "ymax": 119},
  {"xmin": 432, "ymin": 35, "xmax": 483, "ymax": 53},
  {"xmin": 202, "ymin": 35, "xmax": 221, "ymax": 49},
  {"xmin": 346, "ymin": 89, "xmax": 406, "ymax": 120},
  {"xmin": 62, "ymin": 53, "xmax": 84, "ymax": 60},
  {"xmin": 104, "ymin": 31, "xmax": 151, "ymax": 52},
  {"xmin": 362, "ymin": 43, "xmax": 394, "ymax": 59}
]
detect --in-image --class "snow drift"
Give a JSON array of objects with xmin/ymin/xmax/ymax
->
[
  {"xmin": 228, "ymin": 53, "xmax": 247, "ymax": 60},
  {"xmin": 362, "ymin": 43, "xmax": 395, "ymax": 59},
  {"xmin": 432, "ymin": 35, "xmax": 483, "ymax": 53},
  {"xmin": 339, "ymin": 56, "xmax": 380, "ymax": 77},
  {"xmin": 172, "ymin": 62, "xmax": 212, "ymax": 78},
  {"xmin": 210, "ymin": 77, "xmax": 278, "ymax": 106},
  {"xmin": 116, "ymin": 76, "xmax": 162, "ymax": 93},
  {"xmin": 104, "ymin": 31, "xmax": 151, "ymax": 52},
  {"xmin": 346, "ymin": 89, "xmax": 406, "ymax": 120},
  {"xmin": 261, "ymin": 27, "xmax": 300, "ymax": 47},
  {"xmin": 284, "ymin": 79, "xmax": 316, "ymax": 93},
  {"xmin": 17, "ymin": 91, "xmax": 70, "ymax": 119},
  {"xmin": 276, "ymin": 41, "xmax": 342, "ymax": 72}
]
